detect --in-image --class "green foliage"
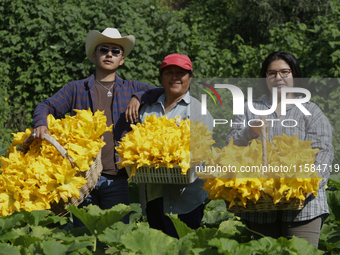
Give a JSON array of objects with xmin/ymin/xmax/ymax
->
[
  {"xmin": 67, "ymin": 204, "xmax": 131, "ymax": 235},
  {"xmin": 1, "ymin": 0, "xmax": 339, "ymax": 159},
  {"xmin": 1, "ymin": 197, "xmax": 340, "ymax": 253},
  {"xmin": 201, "ymin": 199, "xmax": 234, "ymax": 227},
  {"xmin": 167, "ymin": 214, "xmax": 323, "ymax": 254},
  {"xmin": 0, "ymin": 209, "xmax": 95, "ymax": 254},
  {"xmin": 120, "ymin": 225, "xmax": 179, "ymax": 254}
]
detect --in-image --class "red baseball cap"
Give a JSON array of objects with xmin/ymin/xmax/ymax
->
[{"xmin": 159, "ymin": 53, "xmax": 193, "ymax": 71}]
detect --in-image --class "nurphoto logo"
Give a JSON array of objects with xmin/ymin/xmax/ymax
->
[{"xmin": 199, "ymin": 82, "xmax": 311, "ymax": 128}]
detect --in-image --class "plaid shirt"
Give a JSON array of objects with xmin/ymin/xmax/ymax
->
[
  {"xmin": 33, "ymin": 73, "xmax": 163, "ymax": 169},
  {"xmin": 226, "ymin": 96, "xmax": 334, "ymax": 223}
]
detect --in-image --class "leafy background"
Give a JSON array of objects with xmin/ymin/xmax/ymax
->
[{"xmin": 1, "ymin": 0, "xmax": 340, "ymax": 159}]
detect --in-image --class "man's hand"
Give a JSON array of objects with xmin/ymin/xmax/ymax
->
[
  {"xmin": 249, "ymin": 119, "xmax": 269, "ymax": 137},
  {"xmin": 33, "ymin": 125, "xmax": 49, "ymax": 139},
  {"xmin": 125, "ymin": 96, "xmax": 140, "ymax": 123},
  {"xmin": 305, "ymin": 192, "xmax": 313, "ymax": 199}
]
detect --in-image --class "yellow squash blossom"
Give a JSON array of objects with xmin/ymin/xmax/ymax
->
[
  {"xmin": 116, "ymin": 115, "xmax": 214, "ymax": 178},
  {"xmin": 0, "ymin": 109, "xmax": 110, "ymax": 216},
  {"xmin": 199, "ymin": 135, "xmax": 322, "ymax": 208}
]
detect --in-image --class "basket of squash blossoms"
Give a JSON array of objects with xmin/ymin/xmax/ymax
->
[
  {"xmin": 198, "ymin": 132, "xmax": 322, "ymax": 213},
  {"xmin": 0, "ymin": 109, "xmax": 111, "ymax": 216},
  {"xmin": 116, "ymin": 115, "xmax": 214, "ymax": 184}
]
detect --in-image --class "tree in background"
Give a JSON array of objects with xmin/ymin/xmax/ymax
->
[{"xmin": 0, "ymin": 0, "xmax": 339, "ymax": 160}]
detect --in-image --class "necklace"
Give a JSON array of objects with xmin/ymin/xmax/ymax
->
[{"xmin": 96, "ymin": 79, "xmax": 115, "ymax": 97}]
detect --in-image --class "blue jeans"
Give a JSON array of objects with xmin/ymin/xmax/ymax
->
[{"xmin": 73, "ymin": 172, "xmax": 130, "ymax": 228}]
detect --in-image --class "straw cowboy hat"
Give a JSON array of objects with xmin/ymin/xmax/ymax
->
[{"xmin": 85, "ymin": 28, "xmax": 135, "ymax": 63}]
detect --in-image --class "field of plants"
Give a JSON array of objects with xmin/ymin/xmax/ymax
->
[{"xmin": 0, "ymin": 180, "xmax": 340, "ymax": 255}]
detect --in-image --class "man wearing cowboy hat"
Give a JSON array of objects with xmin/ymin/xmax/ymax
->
[{"xmin": 32, "ymin": 28, "xmax": 163, "ymax": 226}]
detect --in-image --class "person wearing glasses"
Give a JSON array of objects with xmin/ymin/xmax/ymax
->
[
  {"xmin": 226, "ymin": 51, "xmax": 333, "ymax": 247},
  {"xmin": 32, "ymin": 28, "xmax": 162, "ymax": 226}
]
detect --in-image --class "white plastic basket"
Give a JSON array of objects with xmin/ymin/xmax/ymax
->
[{"xmin": 125, "ymin": 165, "xmax": 197, "ymax": 184}]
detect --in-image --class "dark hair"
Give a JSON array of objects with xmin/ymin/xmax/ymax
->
[{"xmin": 260, "ymin": 51, "xmax": 302, "ymax": 95}]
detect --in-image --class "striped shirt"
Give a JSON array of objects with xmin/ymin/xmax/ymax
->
[
  {"xmin": 226, "ymin": 95, "xmax": 334, "ymax": 223},
  {"xmin": 32, "ymin": 73, "xmax": 163, "ymax": 171}
]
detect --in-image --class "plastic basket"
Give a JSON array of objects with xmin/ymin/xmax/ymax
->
[
  {"xmin": 20, "ymin": 134, "xmax": 102, "ymax": 216},
  {"xmin": 125, "ymin": 165, "xmax": 197, "ymax": 184}
]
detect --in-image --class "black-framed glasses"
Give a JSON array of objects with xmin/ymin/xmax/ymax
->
[
  {"xmin": 98, "ymin": 46, "xmax": 122, "ymax": 55},
  {"xmin": 266, "ymin": 69, "xmax": 292, "ymax": 79}
]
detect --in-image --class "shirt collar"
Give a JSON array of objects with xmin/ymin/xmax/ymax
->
[
  {"xmin": 114, "ymin": 74, "xmax": 123, "ymax": 87},
  {"xmin": 88, "ymin": 73, "xmax": 123, "ymax": 88},
  {"xmin": 157, "ymin": 90, "xmax": 190, "ymax": 106}
]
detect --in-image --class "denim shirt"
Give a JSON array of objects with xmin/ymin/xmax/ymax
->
[{"xmin": 139, "ymin": 91, "xmax": 214, "ymax": 214}]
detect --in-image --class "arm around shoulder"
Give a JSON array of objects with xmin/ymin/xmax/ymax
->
[{"xmin": 133, "ymin": 82, "xmax": 164, "ymax": 105}]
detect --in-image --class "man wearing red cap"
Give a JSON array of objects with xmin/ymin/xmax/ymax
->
[
  {"xmin": 139, "ymin": 53, "xmax": 213, "ymax": 238},
  {"xmin": 32, "ymin": 28, "xmax": 163, "ymax": 226}
]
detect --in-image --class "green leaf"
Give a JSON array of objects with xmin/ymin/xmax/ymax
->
[
  {"xmin": 298, "ymin": 23, "xmax": 307, "ymax": 31},
  {"xmin": 191, "ymin": 247, "xmax": 220, "ymax": 255},
  {"xmin": 12, "ymin": 234, "xmax": 41, "ymax": 247},
  {"xmin": 288, "ymin": 236, "xmax": 324, "ymax": 255},
  {"xmin": 320, "ymin": 222, "xmax": 340, "ymax": 251},
  {"xmin": 0, "ymin": 214, "xmax": 24, "ymax": 234},
  {"xmin": 26, "ymin": 241, "xmax": 45, "ymax": 254},
  {"xmin": 0, "ymin": 243, "xmax": 21, "ymax": 255},
  {"xmin": 10, "ymin": 210, "xmax": 66, "ymax": 227},
  {"xmin": 202, "ymin": 200, "xmax": 232, "ymax": 226},
  {"xmin": 0, "ymin": 229, "xmax": 20, "ymax": 242},
  {"xmin": 69, "ymin": 226, "xmax": 92, "ymax": 237},
  {"xmin": 42, "ymin": 240, "xmax": 69, "ymax": 255},
  {"xmin": 168, "ymin": 215, "xmax": 194, "ymax": 238},
  {"xmin": 208, "ymin": 238, "xmax": 252, "ymax": 255},
  {"xmin": 66, "ymin": 239, "xmax": 95, "ymax": 253},
  {"xmin": 129, "ymin": 203, "xmax": 143, "ymax": 223},
  {"xmin": 30, "ymin": 225, "xmax": 55, "ymax": 238},
  {"xmin": 193, "ymin": 228, "xmax": 219, "ymax": 248},
  {"xmin": 67, "ymin": 204, "xmax": 131, "ymax": 236},
  {"xmin": 217, "ymin": 219, "xmax": 247, "ymax": 238},
  {"xmin": 327, "ymin": 190, "xmax": 340, "ymax": 221},
  {"xmin": 177, "ymin": 233, "xmax": 195, "ymax": 255},
  {"xmin": 329, "ymin": 178, "xmax": 340, "ymax": 191},
  {"xmin": 120, "ymin": 225, "xmax": 178, "ymax": 255},
  {"xmin": 247, "ymin": 237, "xmax": 281, "ymax": 253},
  {"xmin": 98, "ymin": 221, "xmax": 136, "ymax": 246}
]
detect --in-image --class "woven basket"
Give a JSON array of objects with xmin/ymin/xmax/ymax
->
[
  {"xmin": 20, "ymin": 134, "xmax": 102, "ymax": 216},
  {"xmin": 225, "ymin": 117, "xmax": 305, "ymax": 213},
  {"xmin": 126, "ymin": 165, "xmax": 197, "ymax": 184},
  {"xmin": 225, "ymin": 192, "xmax": 305, "ymax": 213}
]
